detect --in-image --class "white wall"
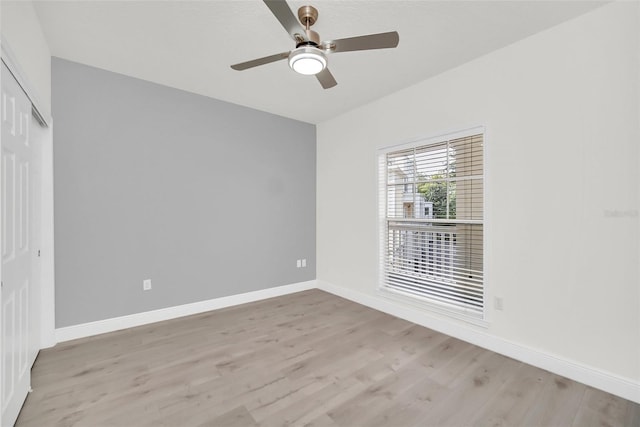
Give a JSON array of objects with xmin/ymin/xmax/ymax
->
[
  {"xmin": 1, "ymin": 0, "xmax": 51, "ymax": 117},
  {"xmin": 317, "ymin": 0, "xmax": 639, "ymax": 396}
]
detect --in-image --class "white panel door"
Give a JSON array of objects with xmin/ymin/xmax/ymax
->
[{"xmin": 1, "ymin": 62, "xmax": 32, "ymax": 427}]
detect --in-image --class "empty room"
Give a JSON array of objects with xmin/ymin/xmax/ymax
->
[{"xmin": 0, "ymin": 0, "xmax": 638, "ymax": 426}]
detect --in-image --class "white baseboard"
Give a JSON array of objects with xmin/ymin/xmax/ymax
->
[
  {"xmin": 316, "ymin": 280, "xmax": 640, "ymax": 404},
  {"xmin": 53, "ymin": 278, "xmax": 639, "ymax": 404},
  {"xmin": 55, "ymin": 280, "xmax": 317, "ymax": 343}
]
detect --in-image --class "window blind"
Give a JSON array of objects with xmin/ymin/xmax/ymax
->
[{"xmin": 380, "ymin": 132, "xmax": 484, "ymax": 316}]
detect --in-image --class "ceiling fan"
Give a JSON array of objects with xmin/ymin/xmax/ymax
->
[{"xmin": 230, "ymin": 0, "xmax": 400, "ymax": 89}]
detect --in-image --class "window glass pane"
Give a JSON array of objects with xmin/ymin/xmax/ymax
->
[
  {"xmin": 418, "ymin": 180, "xmax": 449, "ymax": 219},
  {"xmin": 384, "ymin": 222, "xmax": 484, "ymax": 311},
  {"xmin": 387, "ymin": 149, "xmax": 414, "ymax": 183},
  {"xmin": 455, "ymin": 178, "xmax": 483, "ymax": 221},
  {"xmin": 449, "ymin": 135, "xmax": 483, "ymax": 178},
  {"xmin": 387, "ymin": 182, "xmax": 416, "ymax": 218},
  {"xmin": 415, "ymin": 142, "xmax": 447, "ymax": 180}
]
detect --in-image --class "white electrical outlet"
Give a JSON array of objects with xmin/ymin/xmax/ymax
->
[
  {"xmin": 302, "ymin": 259, "xmax": 307, "ymax": 267},
  {"xmin": 143, "ymin": 279, "xmax": 152, "ymax": 291},
  {"xmin": 296, "ymin": 259, "xmax": 302, "ymax": 268},
  {"xmin": 494, "ymin": 296, "xmax": 504, "ymax": 311}
]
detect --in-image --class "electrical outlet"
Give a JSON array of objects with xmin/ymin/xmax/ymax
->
[
  {"xmin": 494, "ymin": 296, "xmax": 504, "ymax": 311},
  {"xmin": 143, "ymin": 279, "xmax": 152, "ymax": 291},
  {"xmin": 296, "ymin": 259, "xmax": 302, "ymax": 268},
  {"xmin": 302, "ymin": 259, "xmax": 307, "ymax": 267}
]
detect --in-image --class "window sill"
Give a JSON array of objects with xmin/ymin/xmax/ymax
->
[{"xmin": 377, "ymin": 286, "xmax": 490, "ymax": 328}]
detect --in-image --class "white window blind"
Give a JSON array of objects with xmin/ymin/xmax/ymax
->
[{"xmin": 379, "ymin": 131, "xmax": 484, "ymax": 317}]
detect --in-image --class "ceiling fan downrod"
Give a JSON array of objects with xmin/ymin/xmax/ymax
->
[{"xmin": 297, "ymin": 5, "xmax": 320, "ymax": 47}]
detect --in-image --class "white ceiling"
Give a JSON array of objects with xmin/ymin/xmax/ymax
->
[{"xmin": 33, "ymin": 0, "xmax": 606, "ymax": 124}]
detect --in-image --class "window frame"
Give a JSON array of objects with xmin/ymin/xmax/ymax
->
[{"xmin": 377, "ymin": 126, "xmax": 488, "ymax": 326}]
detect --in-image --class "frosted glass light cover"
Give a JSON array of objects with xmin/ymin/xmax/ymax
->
[{"xmin": 288, "ymin": 47, "xmax": 327, "ymax": 75}]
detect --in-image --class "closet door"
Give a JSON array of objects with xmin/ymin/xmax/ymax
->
[{"xmin": 1, "ymin": 62, "xmax": 33, "ymax": 427}]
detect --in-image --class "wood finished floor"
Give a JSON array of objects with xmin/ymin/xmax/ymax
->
[{"xmin": 17, "ymin": 290, "xmax": 640, "ymax": 427}]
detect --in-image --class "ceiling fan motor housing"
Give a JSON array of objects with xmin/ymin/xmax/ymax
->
[{"xmin": 298, "ymin": 29, "xmax": 321, "ymax": 47}]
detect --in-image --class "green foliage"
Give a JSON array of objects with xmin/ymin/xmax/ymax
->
[{"xmin": 417, "ymin": 174, "xmax": 456, "ymax": 219}]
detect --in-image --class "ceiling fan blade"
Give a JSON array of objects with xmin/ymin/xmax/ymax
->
[
  {"xmin": 327, "ymin": 31, "xmax": 399, "ymax": 53},
  {"xmin": 316, "ymin": 68, "xmax": 337, "ymax": 89},
  {"xmin": 230, "ymin": 52, "xmax": 290, "ymax": 71},
  {"xmin": 263, "ymin": 0, "xmax": 307, "ymax": 41}
]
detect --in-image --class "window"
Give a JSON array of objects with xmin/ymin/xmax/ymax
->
[{"xmin": 379, "ymin": 128, "xmax": 484, "ymax": 318}]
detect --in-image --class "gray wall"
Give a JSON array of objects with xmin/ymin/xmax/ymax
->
[{"xmin": 52, "ymin": 58, "xmax": 316, "ymax": 328}]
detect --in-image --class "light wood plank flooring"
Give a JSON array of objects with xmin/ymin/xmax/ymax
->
[{"xmin": 16, "ymin": 290, "xmax": 640, "ymax": 426}]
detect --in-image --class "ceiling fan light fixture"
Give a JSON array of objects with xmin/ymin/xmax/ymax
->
[{"xmin": 288, "ymin": 46, "xmax": 327, "ymax": 75}]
